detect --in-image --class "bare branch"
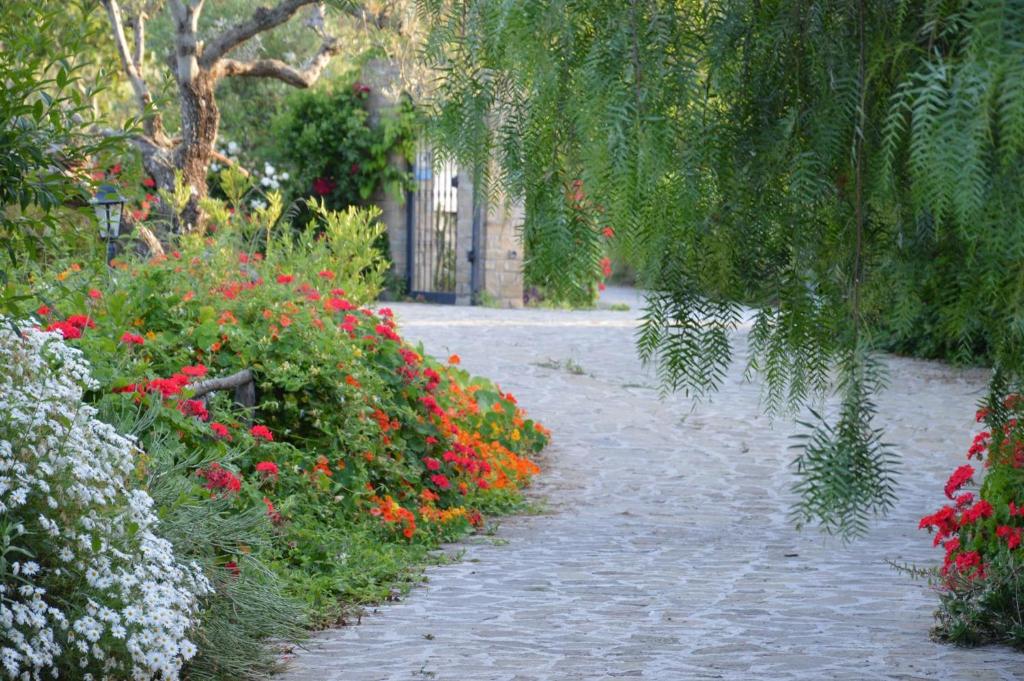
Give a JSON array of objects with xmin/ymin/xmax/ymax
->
[
  {"xmin": 131, "ymin": 13, "xmax": 145, "ymax": 66},
  {"xmin": 213, "ymin": 35, "xmax": 341, "ymax": 88},
  {"xmin": 199, "ymin": 0, "xmax": 318, "ymax": 68},
  {"xmin": 189, "ymin": 369, "xmax": 253, "ymax": 399},
  {"xmin": 101, "ymin": 0, "xmax": 166, "ymax": 141},
  {"xmin": 211, "ymin": 150, "xmax": 250, "ymax": 176}
]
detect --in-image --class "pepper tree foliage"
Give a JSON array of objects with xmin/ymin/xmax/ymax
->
[{"xmin": 421, "ymin": 0, "xmax": 1024, "ymax": 538}]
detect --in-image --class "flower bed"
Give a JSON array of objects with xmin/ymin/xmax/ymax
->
[
  {"xmin": 920, "ymin": 393, "xmax": 1024, "ymax": 647},
  {"xmin": 17, "ymin": 199, "xmax": 549, "ymax": 677},
  {"xmin": 0, "ymin": 322, "xmax": 209, "ymax": 680}
]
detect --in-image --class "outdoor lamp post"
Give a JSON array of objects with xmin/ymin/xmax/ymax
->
[{"xmin": 91, "ymin": 184, "xmax": 126, "ymax": 264}]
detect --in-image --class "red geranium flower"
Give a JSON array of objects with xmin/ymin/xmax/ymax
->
[
  {"xmin": 180, "ymin": 364, "xmax": 208, "ymax": 377},
  {"xmin": 429, "ymin": 473, "xmax": 451, "ymax": 490},
  {"xmin": 210, "ymin": 422, "xmax": 232, "ymax": 440},
  {"xmin": 944, "ymin": 464, "xmax": 975, "ymax": 499},
  {"xmin": 36, "ymin": 305, "xmax": 51, "ymax": 316},
  {"xmin": 255, "ymin": 461, "xmax": 279, "ymax": 478},
  {"xmin": 318, "ymin": 269, "xmax": 335, "ymax": 279},
  {"xmin": 197, "ymin": 462, "xmax": 242, "ymax": 494},
  {"xmin": 142, "ymin": 177, "xmax": 156, "ymax": 188},
  {"xmin": 120, "ymin": 332, "xmax": 145, "ymax": 345},
  {"xmin": 251, "ymin": 425, "xmax": 274, "ymax": 441},
  {"xmin": 423, "ymin": 457, "xmax": 441, "ymax": 471},
  {"xmin": 46, "ymin": 321, "xmax": 81, "ymax": 340},
  {"xmin": 276, "ymin": 274, "xmax": 294, "ymax": 284},
  {"xmin": 178, "ymin": 399, "xmax": 210, "ymax": 422}
]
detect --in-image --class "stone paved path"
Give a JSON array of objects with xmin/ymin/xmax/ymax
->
[{"xmin": 281, "ymin": 287, "xmax": 1022, "ymax": 681}]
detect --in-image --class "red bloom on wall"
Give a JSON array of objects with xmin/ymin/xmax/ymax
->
[
  {"xmin": 944, "ymin": 465, "xmax": 975, "ymax": 499},
  {"xmin": 312, "ymin": 177, "xmax": 337, "ymax": 196},
  {"xmin": 251, "ymin": 425, "xmax": 274, "ymax": 441},
  {"xmin": 960, "ymin": 499, "xmax": 994, "ymax": 525},
  {"xmin": 120, "ymin": 332, "xmax": 145, "ymax": 345},
  {"xmin": 255, "ymin": 460, "xmax": 279, "ymax": 478}
]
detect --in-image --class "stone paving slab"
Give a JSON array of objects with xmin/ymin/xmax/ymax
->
[{"xmin": 279, "ymin": 287, "xmax": 1022, "ymax": 681}]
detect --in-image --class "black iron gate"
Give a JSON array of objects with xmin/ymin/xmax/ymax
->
[{"xmin": 406, "ymin": 143, "xmax": 459, "ymax": 303}]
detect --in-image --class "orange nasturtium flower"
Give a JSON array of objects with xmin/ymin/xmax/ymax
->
[{"xmin": 448, "ymin": 354, "xmax": 461, "ymax": 365}]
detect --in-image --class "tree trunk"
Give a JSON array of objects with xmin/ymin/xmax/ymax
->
[{"xmin": 174, "ymin": 71, "xmax": 219, "ymax": 232}]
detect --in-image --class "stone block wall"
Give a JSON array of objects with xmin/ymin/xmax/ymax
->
[{"xmin": 480, "ymin": 196, "xmax": 525, "ymax": 308}]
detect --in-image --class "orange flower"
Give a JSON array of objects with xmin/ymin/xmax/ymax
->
[{"xmin": 448, "ymin": 354, "xmax": 461, "ymax": 365}]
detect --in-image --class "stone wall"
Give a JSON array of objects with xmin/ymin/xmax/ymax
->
[
  {"xmin": 361, "ymin": 59, "xmax": 408, "ymax": 280},
  {"xmin": 480, "ymin": 196, "xmax": 525, "ymax": 308}
]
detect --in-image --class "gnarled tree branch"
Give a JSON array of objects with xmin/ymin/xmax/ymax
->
[
  {"xmin": 199, "ymin": 0, "xmax": 318, "ymax": 68},
  {"xmin": 189, "ymin": 369, "xmax": 253, "ymax": 399},
  {"xmin": 213, "ymin": 36, "xmax": 341, "ymax": 88}
]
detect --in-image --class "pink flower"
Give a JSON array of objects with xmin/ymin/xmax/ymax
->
[{"xmin": 251, "ymin": 425, "xmax": 274, "ymax": 441}]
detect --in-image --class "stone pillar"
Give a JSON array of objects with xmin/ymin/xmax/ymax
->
[
  {"xmin": 361, "ymin": 59, "xmax": 408, "ymax": 281},
  {"xmin": 481, "ymin": 196, "xmax": 525, "ymax": 308},
  {"xmin": 454, "ymin": 171, "xmax": 475, "ymax": 305}
]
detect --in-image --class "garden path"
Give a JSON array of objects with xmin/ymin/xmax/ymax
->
[{"xmin": 281, "ymin": 287, "xmax": 1021, "ymax": 681}]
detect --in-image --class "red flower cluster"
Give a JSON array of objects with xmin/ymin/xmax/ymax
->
[
  {"xmin": 251, "ymin": 425, "xmax": 274, "ymax": 441},
  {"xmin": 944, "ymin": 465, "xmax": 975, "ymax": 499},
  {"xmin": 120, "ymin": 332, "xmax": 145, "ymax": 345},
  {"xmin": 45, "ymin": 314, "xmax": 94, "ymax": 340},
  {"xmin": 210, "ymin": 422, "xmax": 232, "ymax": 440},
  {"xmin": 255, "ymin": 461, "xmax": 279, "ymax": 478},
  {"xmin": 197, "ymin": 463, "xmax": 242, "ymax": 494},
  {"xmin": 178, "ymin": 399, "xmax": 210, "ymax": 422}
]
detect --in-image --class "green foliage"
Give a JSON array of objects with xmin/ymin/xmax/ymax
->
[
  {"xmin": 0, "ymin": 0, "xmax": 123, "ymax": 314},
  {"xmin": 421, "ymin": 0, "xmax": 1024, "ymax": 539},
  {"xmin": 268, "ymin": 82, "xmax": 415, "ymax": 210}
]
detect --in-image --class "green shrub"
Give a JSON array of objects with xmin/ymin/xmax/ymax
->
[
  {"xmin": 24, "ymin": 192, "xmax": 549, "ymax": 674},
  {"xmin": 268, "ymin": 81, "xmax": 414, "ymax": 211}
]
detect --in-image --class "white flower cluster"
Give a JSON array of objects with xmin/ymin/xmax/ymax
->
[{"xmin": 0, "ymin": 322, "xmax": 211, "ymax": 680}]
